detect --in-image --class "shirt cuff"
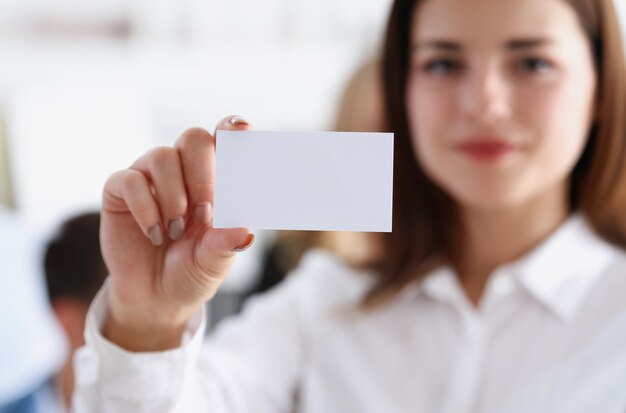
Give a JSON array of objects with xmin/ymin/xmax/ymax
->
[{"xmin": 74, "ymin": 278, "xmax": 206, "ymax": 402}]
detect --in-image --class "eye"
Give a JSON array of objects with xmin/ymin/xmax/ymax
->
[
  {"xmin": 423, "ymin": 59, "xmax": 463, "ymax": 75},
  {"xmin": 516, "ymin": 57, "xmax": 553, "ymax": 74}
]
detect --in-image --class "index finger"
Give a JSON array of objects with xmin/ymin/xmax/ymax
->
[
  {"xmin": 175, "ymin": 117, "xmax": 253, "ymax": 226},
  {"xmin": 214, "ymin": 115, "xmax": 253, "ymax": 135},
  {"xmin": 175, "ymin": 127, "xmax": 216, "ymax": 225}
]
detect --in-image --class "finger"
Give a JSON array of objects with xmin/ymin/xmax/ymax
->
[
  {"xmin": 194, "ymin": 228, "xmax": 255, "ymax": 296},
  {"xmin": 208, "ymin": 115, "xmax": 253, "ymax": 227},
  {"xmin": 131, "ymin": 147, "xmax": 188, "ymax": 241},
  {"xmin": 214, "ymin": 115, "xmax": 253, "ymax": 136},
  {"xmin": 174, "ymin": 128, "xmax": 215, "ymax": 225},
  {"xmin": 104, "ymin": 169, "xmax": 164, "ymax": 246}
]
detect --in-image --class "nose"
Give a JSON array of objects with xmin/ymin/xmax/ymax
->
[{"xmin": 459, "ymin": 62, "xmax": 511, "ymax": 125}]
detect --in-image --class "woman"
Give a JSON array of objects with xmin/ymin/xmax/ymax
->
[{"xmin": 74, "ymin": 0, "xmax": 626, "ymax": 411}]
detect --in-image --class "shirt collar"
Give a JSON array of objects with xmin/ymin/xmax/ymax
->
[
  {"xmin": 508, "ymin": 213, "xmax": 618, "ymax": 321},
  {"xmin": 409, "ymin": 213, "xmax": 619, "ymax": 321}
]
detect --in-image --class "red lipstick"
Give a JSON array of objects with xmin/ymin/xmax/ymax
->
[{"xmin": 455, "ymin": 139, "xmax": 519, "ymax": 161}]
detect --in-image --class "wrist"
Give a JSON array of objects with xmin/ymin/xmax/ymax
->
[
  {"xmin": 103, "ymin": 291, "xmax": 201, "ymax": 352},
  {"xmin": 102, "ymin": 311, "xmax": 189, "ymax": 352}
]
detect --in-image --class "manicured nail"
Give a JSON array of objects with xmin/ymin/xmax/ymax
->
[
  {"xmin": 168, "ymin": 217, "xmax": 185, "ymax": 241},
  {"xmin": 229, "ymin": 116, "xmax": 250, "ymax": 126},
  {"xmin": 149, "ymin": 224, "xmax": 163, "ymax": 246},
  {"xmin": 231, "ymin": 234, "xmax": 255, "ymax": 252},
  {"xmin": 194, "ymin": 203, "xmax": 212, "ymax": 224}
]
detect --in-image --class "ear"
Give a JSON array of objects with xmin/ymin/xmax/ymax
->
[{"xmin": 52, "ymin": 298, "xmax": 88, "ymax": 349}]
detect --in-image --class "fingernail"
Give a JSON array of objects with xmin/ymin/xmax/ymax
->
[
  {"xmin": 230, "ymin": 116, "xmax": 250, "ymax": 126},
  {"xmin": 168, "ymin": 217, "xmax": 185, "ymax": 241},
  {"xmin": 194, "ymin": 203, "xmax": 212, "ymax": 224},
  {"xmin": 149, "ymin": 224, "xmax": 163, "ymax": 246},
  {"xmin": 231, "ymin": 234, "xmax": 255, "ymax": 252}
]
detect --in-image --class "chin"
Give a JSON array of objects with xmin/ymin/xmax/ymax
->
[
  {"xmin": 439, "ymin": 179, "xmax": 535, "ymax": 212},
  {"xmin": 454, "ymin": 192, "xmax": 530, "ymax": 211}
]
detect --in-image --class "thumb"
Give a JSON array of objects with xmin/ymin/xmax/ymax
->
[{"xmin": 194, "ymin": 227, "xmax": 255, "ymax": 282}]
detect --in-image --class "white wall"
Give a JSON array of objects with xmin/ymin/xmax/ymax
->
[
  {"xmin": 2, "ymin": 0, "xmax": 625, "ymax": 230},
  {"xmin": 0, "ymin": 0, "xmax": 393, "ymax": 227},
  {"xmin": 0, "ymin": 1, "xmax": 394, "ymax": 314}
]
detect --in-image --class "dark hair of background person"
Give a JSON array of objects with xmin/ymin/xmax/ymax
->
[
  {"xmin": 362, "ymin": 0, "xmax": 626, "ymax": 310},
  {"xmin": 44, "ymin": 212, "xmax": 108, "ymax": 304}
]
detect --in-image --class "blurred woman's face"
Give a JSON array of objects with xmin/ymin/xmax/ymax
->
[{"xmin": 406, "ymin": 0, "xmax": 597, "ymax": 210}]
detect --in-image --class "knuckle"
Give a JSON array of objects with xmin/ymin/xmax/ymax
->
[
  {"xmin": 105, "ymin": 169, "xmax": 127, "ymax": 188},
  {"xmin": 189, "ymin": 181, "xmax": 214, "ymax": 199},
  {"xmin": 149, "ymin": 146, "xmax": 177, "ymax": 167},
  {"xmin": 192, "ymin": 249, "xmax": 227, "ymax": 282},
  {"xmin": 121, "ymin": 169, "xmax": 145, "ymax": 193},
  {"xmin": 134, "ymin": 204, "xmax": 158, "ymax": 223},
  {"xmin": 164, "ymin": 197, "xmax": 188, "ymax": 216},
  {"xmin": 177, "ymin": 127, "xmax": 210, "ymax": 149}
]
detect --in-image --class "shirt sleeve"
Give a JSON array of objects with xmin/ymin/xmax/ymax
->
[{"xmin": 71, "ymin": 270, "xmax": 308, "ymax": 413}]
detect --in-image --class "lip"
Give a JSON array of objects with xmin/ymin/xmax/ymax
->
[{"xmin": 455, "ymin": 138, "xmax": 520, "ymax": 161}]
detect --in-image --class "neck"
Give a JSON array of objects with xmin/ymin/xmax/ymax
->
[{"xmin": 456, "ymin": 186, "xmax": 569, "ymax": 306}]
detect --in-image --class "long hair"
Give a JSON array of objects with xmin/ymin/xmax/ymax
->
[{"xmin": 360, "ymin": 0, "xmax": 626, "ymax": 310}]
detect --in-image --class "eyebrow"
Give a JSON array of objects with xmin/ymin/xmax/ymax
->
[{"xmin": 412, "ymin": 38, "xmax": 554, "ymax": 52}]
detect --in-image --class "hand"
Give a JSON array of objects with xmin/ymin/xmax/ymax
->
[{"xmin": 100, "ymin": 116, "xmax": 254, "ymax": 351}]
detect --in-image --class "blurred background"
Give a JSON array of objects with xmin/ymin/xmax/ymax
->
[
  {"xmin": 0, "ymin": 0, "xmax": 393, "ymax": 312},
  {"xmin": 0, "ymin": 0, "xmax": 392, "ymax": 231},
  {"xmin": 0, "ymin": 0, "xmax": 624, "ymax": 411},
  {"xmin": 0, "ymin": 1, "xmax": 392, "ymax": 410}
]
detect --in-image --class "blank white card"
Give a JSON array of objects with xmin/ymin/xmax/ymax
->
[{"xmin": 214, "ymin": 130, "xmax": 394, "ymax": 232}]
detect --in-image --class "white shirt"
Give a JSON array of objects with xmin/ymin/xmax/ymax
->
[{"xmin": 73, "ymin": 214, "xmax": 626, "ymax": 413}]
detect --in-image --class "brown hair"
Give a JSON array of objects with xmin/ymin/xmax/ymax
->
[{"xmin": 360, "ymin": 0, "xmax": 626, "ymax": 310}]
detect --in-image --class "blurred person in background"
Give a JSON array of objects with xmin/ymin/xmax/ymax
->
[
  {"xmin": 40, "ymin": 212, "xmax": 107, "ymax": 412},
  {"xmin": 74, "ymin": 0, "xmax": 626, "ymax": 412}
]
